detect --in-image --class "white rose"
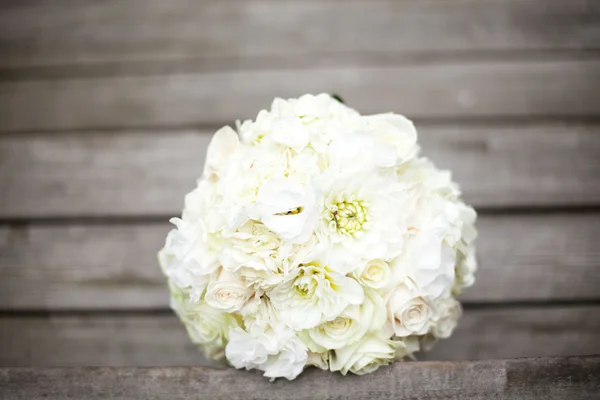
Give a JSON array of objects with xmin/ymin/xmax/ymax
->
[
  {"xmin": 353, "ymin": 259, "xmax": 392, "ymax": 290},
  {"xmin": 205, "ymin": 269, "xmax": 253, "ymax": 312},
  {"xmin": 305, "ymin": 289, "xmax": 386, "ymax": 350},
  {"xmin": 432, "ymin": 297, "xmax": 462, "ymax": 339},
  {"xmin": 269, "ymin": 259, "xmax": 364, "ymax": 330},
  {"xmin": 329, "ymin": 332, "xmax": 396, "ymax": 376},
  {"xmin": 387, "ymin": 283, "xmax": 435, "ymax": 337}
]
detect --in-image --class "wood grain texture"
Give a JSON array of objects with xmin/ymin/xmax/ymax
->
[
  {"xmin": 1, "ymin": 214, "xmax": 599, "ymax": 309},
  {"xmin": 1, "ymin": 60, "xmax": 599, "ymax": 132},
  {"xmin": 1, "ymin": 356, "xmax": 599, "ymax": 400},
  {"xmin": 1, "ymin": 306, "xmax": 599, "ymax": 367},
  {"xmin": 0, "ymin": 0, "xmax": 598, "ymax": 69},
  {"xmin": 2, "ymin": 124, "xmax": 599, "ymax": 219}
]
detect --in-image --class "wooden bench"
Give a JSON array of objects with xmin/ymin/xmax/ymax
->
[
  {"xmin": 0, "ymin": 1, "xmax": 599, "ymax": 398},
  {"xmin": 2, "ymin": 357, "xmax": 600, "ymax": 399}
]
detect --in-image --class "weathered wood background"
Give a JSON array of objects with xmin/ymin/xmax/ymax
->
[{"xmin": 1, "ymin": 0, "xmax": 600, "ymax": 371}]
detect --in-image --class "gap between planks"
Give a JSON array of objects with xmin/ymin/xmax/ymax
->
[
  {"xmin": 1, "ymin": 0, "xmax": 598, "ymax": 70},
  {"xmin": 1, "ymin": 307, "xmax": 599, "ymax": 367},
  {"xmin": 0, "ymin": 60, "xmax": 599, "ymax": 132},
  {"xmin": 1, "ymin": 214, "xmax": 600, "ymax": 309},
  {"xmin": 1, "ymin": 123, "xmax": 600, "ymax": 218}
]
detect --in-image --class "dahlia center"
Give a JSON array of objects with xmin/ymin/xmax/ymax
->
[{"xmin": 328, "ymin": 196, "xmax": 368, "ymax": 236}]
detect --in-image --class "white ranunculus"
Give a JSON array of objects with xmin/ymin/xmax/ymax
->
[
  {"xmin": 329, "ymin": 332, "xmax": 396, "ymax": 376},
  {"xmin": 387, "ymin": 283, "xmax": 435, "ymax": 337},
  {"xmin": 353, "ymin": 259, "xmax": 392, "ymax": 291},
  {"xmin": 205, "ymin": 269, "xmax": 253, "ymax": 312},
  {"xmin": 269, "ymin": 259, "xmax": 364, "ymax": 330},
  {"xmin": 432, "ymin": 297, "xmax": 462, "ymax": 339},
  {"xmin": 306, "ymin": 289, "xmax": 386, "ymax": 351}
]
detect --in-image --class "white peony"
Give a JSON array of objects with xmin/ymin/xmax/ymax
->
[{"xmin": 159, "ymin": 94, "xmax": 477, "ymax": 380}]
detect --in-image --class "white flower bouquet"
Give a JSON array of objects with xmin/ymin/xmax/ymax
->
[{"xmin": 159, "ymin": 94, "xmax": 477, "ymax": 380}]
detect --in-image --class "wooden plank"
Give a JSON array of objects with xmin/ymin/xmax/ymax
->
[
  {"xmin": 1, "ymin": 60, "xmax": 599, "ymax": 132},
  {"xmin": 1, "ymin": 214, "xmax": 599, "ymax": 310},
  {"xmin": 1, "ymin": 357, "xmax": 599, "ymax": 400},
  {"xmin": 2, "ymin": 124, "xmax": 599, "ymax": 219},
  {"xmin": 1, "ymin": 307, "xmax": 599, "ymax": 367},
  {"xmin": 0, "ymin": 0, "xmax": 598, "ymax": 69}
]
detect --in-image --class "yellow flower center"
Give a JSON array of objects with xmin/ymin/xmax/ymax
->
[{"xmin": 327, "ymin": 194, "xmax": 368, "ymax": 237}]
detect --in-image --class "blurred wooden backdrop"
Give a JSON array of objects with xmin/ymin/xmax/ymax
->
[{"xmin": 1, "ymin": 0, "xmax": 599, "ymax": 367}]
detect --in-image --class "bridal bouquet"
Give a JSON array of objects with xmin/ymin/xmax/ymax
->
[{"xmin": 159, "ymin": 94, "xmax": 477, "ymax": 380}]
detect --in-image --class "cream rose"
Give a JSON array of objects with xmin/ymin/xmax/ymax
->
[
  {"xmin": 353, "ymin": 259, "xmax": 392, "ymax": 290},
  {"xmin": 387, "ymin": 283, "xmax": 435, "ymax": 337},
  {"xmin": 329, "ymin": 332, "xmax": 396, "ymax": 376},
  {"xmin": 205, "ymin": 269, "xmax": 252, "ymax": 312},
  {"xmin": 305, "ymin": 289, "xmax": 386, "ymax": 350}
]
